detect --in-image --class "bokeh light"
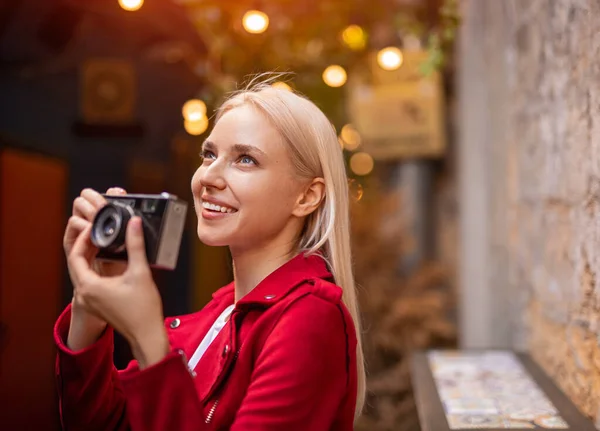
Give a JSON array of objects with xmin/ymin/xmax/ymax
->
[
  {"xmin": 182, "ymin": 99, "xmax": 207, "ymax": 122},
  {"xmin": 271, "ymin": 81, "xmax": 292, "ymax": 91},
  {"xmin": 350, "ymin": 152, "xmax": 374, "ymax": 176},
  {"xmin": 184, "ymin": 116, "xmax": 209, "ymax": 136},
  {"xmin": 242, "ymin": 10, "xmax": 269, "ymax": 34},
  {"xmin": 340, "ymin": 124, "xmax": 361, "ymax": 151},
  {"xmin": 118, "ymin": 0, "xmax": 143, "ymax": 12},
  {"xmin": 341, "ymin": 25, "xmax": 367, "ymax": 51},
  {"xmin": 322, "ymin": 65, "xmax": 347, "ymax": 88},
  {"xmin": 377, "ymin": 47, "xmax": 404, "ymax": 71}
]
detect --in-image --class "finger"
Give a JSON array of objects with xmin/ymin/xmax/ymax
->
[
  {"xmin": 80, "ymin": 188, "xmax": 107, "ymax": 210},
  {"xmin": 65, "ymin": 215, "xmax": 89, "ymax": 239},
  {"xmin": 63, "ymin": 216, "xmax": 90, "ymax": 249},
  {"xmin": 106, "ymin": 187, "xmax": 127, "ymax": 196},
  {"xmin": 73, "ymin": 197, "xmax": 97, "ymax": 221},
  {"xmin": 69, "ymin": 224, "xmax": 100, "ymax": 283},
  {"xmin": 125, "ymin": 217, "xmax": 149, "ymax": 270}
]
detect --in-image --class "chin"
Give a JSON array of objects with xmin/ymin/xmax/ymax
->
[{"xmin": 196, "ymin": 225, "xmax": 230, "ymax": 247}]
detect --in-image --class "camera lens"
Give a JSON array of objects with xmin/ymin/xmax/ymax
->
[
  {"xmin": 91, "ymin": 202, "xmax": 132, "ymax": 251},
  {"xmin": 102, "ymin": 217, "xmax": 117, "ymax": 237}
]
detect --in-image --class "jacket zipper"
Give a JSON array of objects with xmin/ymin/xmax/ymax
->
[
  {"xmin": 204, "ymin": 350, "xmax": 239, "ymax": 424},
  {"xmin": 205, "ymin": 399, "xmax": 219, "ymax": 424}
]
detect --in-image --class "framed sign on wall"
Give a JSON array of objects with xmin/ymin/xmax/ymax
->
[{"xmin": 347, "ymin": 50, "xmax": 446, "ymax": 160}]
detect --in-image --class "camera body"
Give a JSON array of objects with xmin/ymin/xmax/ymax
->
[{"xmin": 90, "ymin": 193, "xmax": 188, "ymax": 270}]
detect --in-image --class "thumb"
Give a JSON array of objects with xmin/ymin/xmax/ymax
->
[{"xmin": 125, "ymin": 217, "xmax": 149, "ymax": 269}]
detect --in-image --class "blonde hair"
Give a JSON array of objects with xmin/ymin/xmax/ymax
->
[{"xmin": 215, "ymin": 76, "xmax": 366, "ymax": 420}]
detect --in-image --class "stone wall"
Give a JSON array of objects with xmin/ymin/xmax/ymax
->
[{"xmin": 459, "ymin": 0, "xmax": 600, "ymax": 424}]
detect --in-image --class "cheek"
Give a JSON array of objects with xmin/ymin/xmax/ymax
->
[
  {"xmin": 242, "ymin": 179, "xmax": 296, "ymax": 218},
  {"xmin": 190, "ymin": 168, "xmax": 203, "ymax": 195}
]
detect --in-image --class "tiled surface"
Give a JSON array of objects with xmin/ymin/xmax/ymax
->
[{"xmin": 428, "ymin": 351, "xmax": 569, "ymax": 429}]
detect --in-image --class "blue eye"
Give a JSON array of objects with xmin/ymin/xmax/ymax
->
[
  {"xmin": 240, "ymin": 155, "xmax": 256, "ymax": 165},
  {"xmin": 201, "ymin": 150, "xmax": 216, "ymax": 160}
]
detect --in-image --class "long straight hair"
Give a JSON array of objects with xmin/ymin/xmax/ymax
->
[{"xmin": 215, "ymin": 79, "xmax": 366, "ymax": 420}]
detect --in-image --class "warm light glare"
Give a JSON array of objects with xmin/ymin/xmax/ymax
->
[
  {"xmin": 272, "ymin": 81, "xmax": 292, "ymax": 91},
  {"xmin": 243, "ymin": 10, "xmax": 269, "ymax": 34},
  {"xmin": 118, "ymin": 0, "xmax": 144, "ymax": 11},
  {"xmin": 348, "ymin": 178, "xmax": 364, "ymax": 202},
  {"xmin": 184, "ymin": 117, "xmax": 209, "ymax": 136},
  {"xmin": 322, "ymin": 65, "xmax": 347, "ymax": 88},
  {"xmin": 350, "ymin": 152, "xmax": 374, "ymax": 176},
  {"xmin": 340, "ymin": 124, "xmax": 361, "ymax": 151},
  {"xmin": 377, "ymin": 47, "xmax": 404, "ymax": 71},
  {"xmin": 182, "ymin": 99, "xmax": 207, "ymax": 122},
  {"xmin": 342, "ymin": 25, "xmax": 367, "ymax": 51}
]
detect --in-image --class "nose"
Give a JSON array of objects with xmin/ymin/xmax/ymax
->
[{"xmin": 197, "ymin": 159, "xmax": 227, "ymax": 191}]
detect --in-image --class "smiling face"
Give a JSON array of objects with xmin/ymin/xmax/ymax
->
[{"xmin": 191, "ymin": 104, "xmax": 310, "ymax": 253}]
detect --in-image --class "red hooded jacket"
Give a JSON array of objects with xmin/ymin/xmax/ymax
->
[{"xmin": 54, "ymin": 254, "xmax": 358, "ymax": 430}]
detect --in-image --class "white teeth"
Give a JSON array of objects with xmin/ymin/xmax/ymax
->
[{"xmin": 202, "ymin": 201, "xmax": 236, "ymax": 213}]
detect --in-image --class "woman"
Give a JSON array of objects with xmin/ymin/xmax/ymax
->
[{"xmin": 55, "ymin": 81, "xmax": 366, "ymax": 431}]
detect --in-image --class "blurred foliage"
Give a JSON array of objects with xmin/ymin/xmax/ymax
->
[
  {"xmin": 350, "ymin": 177, "xmax": 457, "ymax": 431},
  {"xmin": 182, "ymin": 0, "xmax": 460, "ymax": 126}
]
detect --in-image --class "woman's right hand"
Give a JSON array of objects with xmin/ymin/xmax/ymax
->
[{"xmin": 64, "ymin": 187, "xmax": 128, "ymax": 350}]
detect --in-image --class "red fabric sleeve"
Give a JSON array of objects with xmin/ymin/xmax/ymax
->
[{"xmin": 54, "ymin": 304, "xmax": 130, "ymax": 431}]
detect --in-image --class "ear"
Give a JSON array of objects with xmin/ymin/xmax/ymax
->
[{"xmin": 292, "ymin": 177, "xmax": 326, "ymax": 218}]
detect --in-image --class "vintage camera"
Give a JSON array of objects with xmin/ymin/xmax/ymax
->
[{"xmin": 90, "ymin": 193, "xmax": 188, "ymax": 270}]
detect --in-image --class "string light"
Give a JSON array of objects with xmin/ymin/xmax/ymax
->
[
  {"xmin": 377, "ymin": 47, "xmax": 403, "ymax": 71},
  {"xmin": 340, "ymin": 124, "xmax": 361, "ymax": 151},
  {"xmin": 118, "ymin": 0, "xmax": 143, "ymax": 11},
  {"xmin": 272, "ymin": 81, "xmax": 292, "ymax": 91},
  {"xmin": 184, "ymin": 117, "xmax": 209, "ymax": 136},
  {"xmin": 182, "ymin": 99, "xmax": 207, "ymax": 122},
  {"xmin": 350, "ymin": 152, "xmax": 374, "ymax": 176},
  {"xmin": 322, "ymin": 65, "xmax": 347, "ymax": 88},
  {"xmin": 242, "ymin": 10, "xmax": 269, "ymax": 34},
  {"xmin": 341, "ymin": 25, "xmax": 367, "ymax": 51}
]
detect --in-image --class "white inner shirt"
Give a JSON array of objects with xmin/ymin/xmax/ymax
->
[{"xmin": 187, "ymin": 304, "xmax": 235, "ymax": 372}]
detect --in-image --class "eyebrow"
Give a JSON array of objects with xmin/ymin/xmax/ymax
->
[{"xmin": 202, "ymin": 140, "xmax": 266, "ymax": 157}]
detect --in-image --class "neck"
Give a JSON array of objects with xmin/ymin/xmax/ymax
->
[{"xmin": 230, "ymin": 240, "xmax": 298, "ymax": 303}]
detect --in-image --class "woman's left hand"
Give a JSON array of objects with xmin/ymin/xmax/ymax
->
[{"xmin": 68, "ymin": 216, "xmax": 170, "ymax": 369}]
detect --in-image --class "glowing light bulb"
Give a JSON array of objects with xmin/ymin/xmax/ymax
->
[
  {"xmin": 118, "ymin": 0, "xmax": 143, "ymax": 11},
  {"xmin": 182, "ymin": 99, "xmax": 207, "ymax": 122},
  {"xmin": 350, "ymin": 152, "xmax": 374, "ymax": 176},
  {"xmin": 340, "ymin": 124, "xmax": 361, "ymax": 151},
  {"xmin": 377, "ymin": 47, "xmax": 403, "ymax": 71},
  {"xmin": 242, "ymin": 10, "xmax": 269, "ymax": 34},
  {"xmin": 184, "ymin": 117, "xmax": 209, "ymax": 136},
  {"xmin": 322, "ymin": 65, "xmax": 347, "ymax": 88},
  {"xmin": 341, "ymin": 25, "xmax": 367, "ymax": 51},
  {"xmin": 272, "ymin": 81, "xmax": 292, "ymax": 91}
]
